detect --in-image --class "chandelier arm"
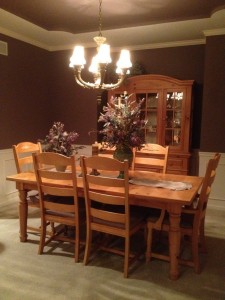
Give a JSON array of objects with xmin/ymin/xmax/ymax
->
[
  {"xmin": 74, "ymin": 67, "xmax": 96, "ymax": 89},
  {"xmin": 102, "ymin": 74, "xmax": 127, "ymax": 90}
]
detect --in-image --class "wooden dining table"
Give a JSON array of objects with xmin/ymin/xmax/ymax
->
[{"xmin": 6, "ymin": 169, "xmax": 203, "ymax": 280}]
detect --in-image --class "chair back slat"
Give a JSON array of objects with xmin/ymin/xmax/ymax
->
[
  {"xmin": 87, "ymin": 173, "xmax": 125, "ymax": 187},
  {"xmin": 39, "ymin": 169, "xmax": 72, "ymax": 180},
  {"xmin": 85, "ymin": 155, "xmax": 125, "ymax": 171},
  {"xmin": 44, "ymin": 201, "xmax": 75, "ymax": 213},
  {"xmin": 41, "ymin": 185, "xmax": 74, "ymax": 197},
  {"xmin": 134, "ymin": 143, "xmax": 169, "ymax": 173},
  {"xmin": 91, "ymin": 207, "xmax": 126, "ymax": 224},
  {"xmin": 89, "ymin": 191, "xmax": 125, "ymax": 206}
]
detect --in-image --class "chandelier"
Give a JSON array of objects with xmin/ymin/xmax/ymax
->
[{"xmin": 69, "ymin": 0, "xmax": 132, "ymax": 91}]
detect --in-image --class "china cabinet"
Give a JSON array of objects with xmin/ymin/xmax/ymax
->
[{"xmin": 108, "ymin": 75, "xmax": 194, "ymax": 174}]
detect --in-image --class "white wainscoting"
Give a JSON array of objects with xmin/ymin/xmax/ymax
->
[
  {"xmin": 1, "ymin": 148, "xmax": 224, "ymax": 209},
  {"xmin": 199, "ymin": 151, "xmax": 225, "ymax": 210},
  {"xmin": 0, "ymin": 148, "xmax": 17, "ymax": 199}
]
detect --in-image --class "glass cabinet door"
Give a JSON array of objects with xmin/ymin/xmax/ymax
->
[
  {"xmin": 136, "ymin": 92, "xmax": 159, "ymax": 144},
  {"xmin": 165, "ymin": 91, "xmax": 183, "ymax": 147}
]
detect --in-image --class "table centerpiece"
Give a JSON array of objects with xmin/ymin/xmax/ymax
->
[
  {"xmin": 39, "ymin": 121, "xmax": 84, "ymax": 170},
  {"xmin": 98, "ymin": 92, "xmax": 147, "ymax": 171}
]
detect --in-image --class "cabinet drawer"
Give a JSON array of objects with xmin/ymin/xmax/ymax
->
[{"xmin": 167, "ymin": 157, "xmax": 188, "ymax": 174}]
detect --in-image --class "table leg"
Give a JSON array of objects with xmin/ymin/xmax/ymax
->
[
  {"xmin": 168, "ymin": 205, "xmax": 181, "ymax": 280},
  {"xmin": 18, "ymin": 189, "xmax": 28, "ymax": 242}
]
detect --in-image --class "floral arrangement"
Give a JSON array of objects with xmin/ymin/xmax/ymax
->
[
  {"xmin": 98, "ymin": 93, "xmax": 147, "ymax": 150},
  {"xmin": 39, "ymin": 121, "xmax": 83, "ymax": 156}
]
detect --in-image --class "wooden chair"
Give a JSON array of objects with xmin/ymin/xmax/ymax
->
[
  {"xmin": 13, "ymin": 141, "xmax": 42, "ymax": 233},
  {"xmin": 80, "ymin": 155, "xmax": 146, "ymax": 278},
  {"xmin": 133, "ymin": 143, "xmax": 169, "ymax": 173},
  {"xmin": 146, "ymin": 153, "xmax": 221, "ymax": 273},
  {"xmin": 32, "ymin": 152, "xmax": 85, "ymax": 262}
]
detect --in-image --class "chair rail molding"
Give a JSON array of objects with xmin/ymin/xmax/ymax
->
[{"xmin": 199, "ymin": 151, "xmax": 225, "ymax": 209}]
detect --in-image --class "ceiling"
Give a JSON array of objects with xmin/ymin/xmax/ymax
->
[{"xmin": 0, "ymin": 0, "xmax": 225, "ymax": 51}]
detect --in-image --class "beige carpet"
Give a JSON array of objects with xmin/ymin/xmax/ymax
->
[{"xmin": 0, "ymin": 195, "xmax": 225, "ymax": 300}]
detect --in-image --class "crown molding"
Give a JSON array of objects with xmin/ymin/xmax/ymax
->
[
  {"xmin": 0, "ymin": 27, "xmax": 50, "ymax": 50},
  {"xmin": 0, "ymin": 26, "xmax": 206, "ymax": 52},
  {"xmin": 0, "ymin": 7, "xmax": 224, "ymax": 52},
  {"xmin": 203, "ymin": 28, "xmax": 225, "ymax": 36}
]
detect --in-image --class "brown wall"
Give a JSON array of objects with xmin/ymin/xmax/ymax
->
[
  {"xmin": 47, "ymin": 49, "xmax": 98, "ymax": 145},
  {"xmin": 0, "ymin": 34, "xmax": 51, "ymax": 148},
  {"xmin": 0, "ymin": 33, "xmax": 224, "ymax": 152},
  {"xmin": 200, "ymin": 35, "xmax": 225, "ymax": 152}
]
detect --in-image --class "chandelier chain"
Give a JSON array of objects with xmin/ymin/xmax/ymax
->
[{"xmin": 98, "ymin": 0, "xmax": 103, "ymax": 37}]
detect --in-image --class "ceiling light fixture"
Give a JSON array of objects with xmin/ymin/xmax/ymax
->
[{"xmin": 69, "ymin": 0, "xmax": 132, "ymax": 95}]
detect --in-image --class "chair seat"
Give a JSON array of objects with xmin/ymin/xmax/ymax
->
[
  {"xmin": 27, "ymin": 192, "xmax": 40, "ymax": 207},
  {"xmin": 147, "ymin": 210, "xmax": 195, "ymax": 229},
  {"xmin": 146, "ymin": 209, "xmax": 164, "ymax": 223},
  {"xmin": 147, "ymin": 212, "xmax": 194, "ymax": 229},
  {"xmin": 45, "ymin": 196, "xmax": 86, "ymax": 221}
]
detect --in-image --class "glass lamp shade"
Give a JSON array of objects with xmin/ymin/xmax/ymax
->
[
  {"xmin": 97, "ymin": 44, "xmax": 112, "ymax": 64},
  {"xmin": 117, "ymin": 50, "xmax": 132, "ymax": 69},
  {"xmin": 70, "ymin": 46, "xmax": 86, "ymax": 66},
  {"xmin": 89, "ymin": 56, "xmax": 98, "ymax": 73}
]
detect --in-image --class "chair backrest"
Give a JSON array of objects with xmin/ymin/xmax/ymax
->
[
  {"xmin": 81, "ymin": 155, "xmax": 130, "ymax": 232},
  {"xmin": 32, "ymin": 152, "xmax": 79, "ymax": 216},
  {"xmin": 197, "ymin": 153, "xmax": 221, "ymax": 220},
  {"xmin": 13, "ymin": 142, "xmax": 42, "ymax": 173},
  {"xmin": 133, "ymin": 143, "xmax": 169, "ymax": 173}
]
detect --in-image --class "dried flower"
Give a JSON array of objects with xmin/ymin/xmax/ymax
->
[
  {"xmin": 98, "ymin": 93, "xmax": 147, "ymax": 150},
  {"xmin": 39, "ymin": 122, "xmax": 83, "ymax": 156}
]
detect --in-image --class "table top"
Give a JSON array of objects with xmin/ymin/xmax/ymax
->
[{"xmin": 6, "ymin": 170, "xmax": 203, "ymax": 207}]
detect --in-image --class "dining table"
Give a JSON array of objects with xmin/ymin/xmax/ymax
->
[{"xmin": 6, "ymin": 169, "xmax": 203, "ymax": 280}]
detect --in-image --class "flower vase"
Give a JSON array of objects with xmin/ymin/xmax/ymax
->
[
  {"xmin": 113, "ymin": 144, "xmax": 133, "ymax": 178},
  {"xmin": 55, "ymin": 165, "xmax": 67, "ymax": 172}
]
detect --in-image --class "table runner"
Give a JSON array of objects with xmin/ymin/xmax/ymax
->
[{"xmin": 129, "ymin": 178, "xmax": 192, "ymax": 191}]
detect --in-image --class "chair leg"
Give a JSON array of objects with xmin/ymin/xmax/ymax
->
[
  {"xmin": 38, "ymin": 219, "xmax": 47, "ymax": 255},
  {"xmin": 124, "ymin": 236, "xmax": 130, "ymax": 278},
  {"xmin": 199, "ymin": 219, "xmax": 207, "ymax": 253},
  {"xmin": 146, "ymin": 225, "xmax": 153, "ymax": 263},
  {"xmin": 84, "ymin": 227, "xmax": 92, "ymax": 265},
  {"xmin": 75, "ymin": 226, "xmax": 80, "ymax": 263},
  {"xmin": 50, "ymin": 222, "xmax": 55, "ymax": 235},
  {"xmin": 192, "ymin": 233, "xmax": 200, "ymax": 273}
]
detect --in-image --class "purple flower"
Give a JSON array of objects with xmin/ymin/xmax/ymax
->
[
  {"xmin": 39, "ymin": 122, "xmax": 81, "ymax": 156},
  {"xmin": 98, "ymin": 93, "xmax": 147, "ymax": 150}
]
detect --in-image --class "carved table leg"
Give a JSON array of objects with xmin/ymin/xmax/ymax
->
[
  {"xmin": 168, "ymin": 204, "xmax": 182, "ymax": 280},
  {"xmin": 18, "ymin": 189, "xmax": 28, "ymax": 242}
]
